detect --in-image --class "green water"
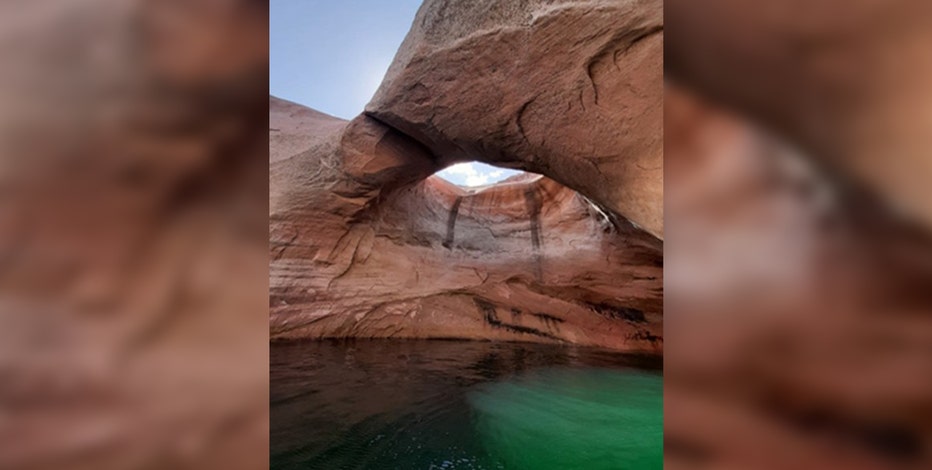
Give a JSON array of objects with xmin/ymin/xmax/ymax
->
[
  {"xmin": 470, "ymin": 368, "xmax": 662, "ymax": 469},
  {"xmin": 271, "ymin": 340, "xmax": 661, "ymax": 470}
]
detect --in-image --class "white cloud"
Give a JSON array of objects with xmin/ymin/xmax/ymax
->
[
  {"xmin": 436, "ymin": 162, "xmax": 521, "ymax": 187},
  {"xmin": 440, "ymin": 163, "xmax": 475, "ymax": 176},
  {"xmin": 465, "ymin": 173, "xmax": 490, "ymax": 186}
]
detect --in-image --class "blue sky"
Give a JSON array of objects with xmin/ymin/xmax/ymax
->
[{"xmin": 270, "ymin": 0, "xmax": 519, "ymax": 187}]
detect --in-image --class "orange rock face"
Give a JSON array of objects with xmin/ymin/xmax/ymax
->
[
  {"xmin": 664, "ymin": 83, "xmax": 932, "ymax": 469},
  {"xmin": 368, "ymin": 0, "xmax": 663, "ymax": 238},
  {"xmin": 269, "ymin": 96, "xmax": 662, "ymax": 352},
  {"xmin": 666, "ymin": 0, "xmax": 932, "ymax": 232},
  {"xmin": 270, "ymin": 0, "xmax": 663, "ymax": 352},
  {"xmin": 0, "ymin": 1, "xmax": 270, "ymax": 468}
]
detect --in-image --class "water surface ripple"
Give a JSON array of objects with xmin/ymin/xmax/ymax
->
[{"xmin": 271, "ymin": 340, "xmax": 661, "ymax": 470}]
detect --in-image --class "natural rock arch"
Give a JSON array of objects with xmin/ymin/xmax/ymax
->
[
  {"xmin": 367, "ymin": 0, "xmax": 663, "ymax": 238},
  {"xmin": 270, "ymin": 96, "xmax": 662, "ymax": 351},
  {"xmin": 270, "ymin": 0, "xmax": 663, "ymax": 351}
]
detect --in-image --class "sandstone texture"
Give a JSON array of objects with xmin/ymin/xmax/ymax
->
[
  {"xmin": 368, "ymin": 0, "xmax": 663, "ymax": 238},
  {"xmin": 270, "ymin": 96, "xmax": 662, "ymax": 352},
  {"xmin": 0, "ymin": 1, "xmax": 269, "ymax": 469},
  {"xmin": 270, "ymin": 0, "xmax": 663, "ymax": 352},
  {"xmin": 666, "ymin": 0, "xmax": 932, "ymax": 232},
  {"xmin": 666, "ymin": 3, "xmax": 932, "ymax": 467},
  {"xmin": 664, "ymin": 83, "xmax": 932, "ymax": 469}
]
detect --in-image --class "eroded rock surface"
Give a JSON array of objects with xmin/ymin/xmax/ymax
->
[
  {"xmin": 367, "ymin": 0, "xmax": 663, "ymax": 238},
  {"xmin": 666, "ymin": 0, "xmax": 932, "ymax": 232},
  {"xmin": 664, "ymin": 83, "xmax": 932, "ymax": 469},
  {"xmin": 0, "ymin": 1, "xmax": 269, "ymax": 468},
  {"xmin": 270, "ymin": 96, "xmax": 662, "ymax": 352}
]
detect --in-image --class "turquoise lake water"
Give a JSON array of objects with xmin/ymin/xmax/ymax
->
[{"xmin": 271, "ymin": 340, "xmax": 662, "ymax": 470}]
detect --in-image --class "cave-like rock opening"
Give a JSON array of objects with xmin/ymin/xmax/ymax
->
[
  {"xmin": 270, "ymin": 0, "xmax": 664, "ymax": 352},
  {"xmin": 270, "ymin": 98, "xmax": 662, "ymax": 351}
]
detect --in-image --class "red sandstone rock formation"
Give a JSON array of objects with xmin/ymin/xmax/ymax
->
[
  {"xmin": 666, "ymin": 0, "xmax": 932, "ymax": 231},
  {"xmin": 665, "ymin": 2, "xmax": 932, "ymax": 467},
  {"xmin": 269, "ymin": 0, "xmax": 663, "ymax": 352},
  {"xmin": 368, "ymin": 0, "xmax": 663, "ymax": 239},
  {"xmin": 0, "ymin": 1, "xmax": 269, "ymax": 469},
  {"xmin": 664, "ymin": 83, "xmax": 932, "ymax": 469},
  {"xmin": 269, "ymin": 96, "xmax": 662, "ymax": 352}
]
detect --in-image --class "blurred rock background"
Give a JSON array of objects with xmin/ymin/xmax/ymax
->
[
  {"xmin": 666, "ymin": 1, "xmax": 932, "ymax": 468},
  {"xmin": 0, "ymin": 1, "xmax": 269, "ymax": 469}
]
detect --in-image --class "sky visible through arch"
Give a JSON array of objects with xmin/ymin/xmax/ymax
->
[
  {"xmin": 270, "ymin": 0, "xmax": 518, "ymax": 187},
  {"xmin": 435, "ymin": 163, "xmax": 522, "ymax": 187}
]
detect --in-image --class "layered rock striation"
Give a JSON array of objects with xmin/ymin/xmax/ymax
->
[
  {"xmin": 269, "ymin": 96, "xmax": 662, "ymax": 352},
  {"xmin": 369, "ymin": 0, "xmax": 663, "ymax": 238},
  {"xmin": 270, "ymin": 0, "xmax": 663, "ymax": 352}
]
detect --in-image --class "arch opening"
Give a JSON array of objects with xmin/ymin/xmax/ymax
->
[{"xmin": 434, "ymin": 161, "xmax": 530, "ymax": 188}]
